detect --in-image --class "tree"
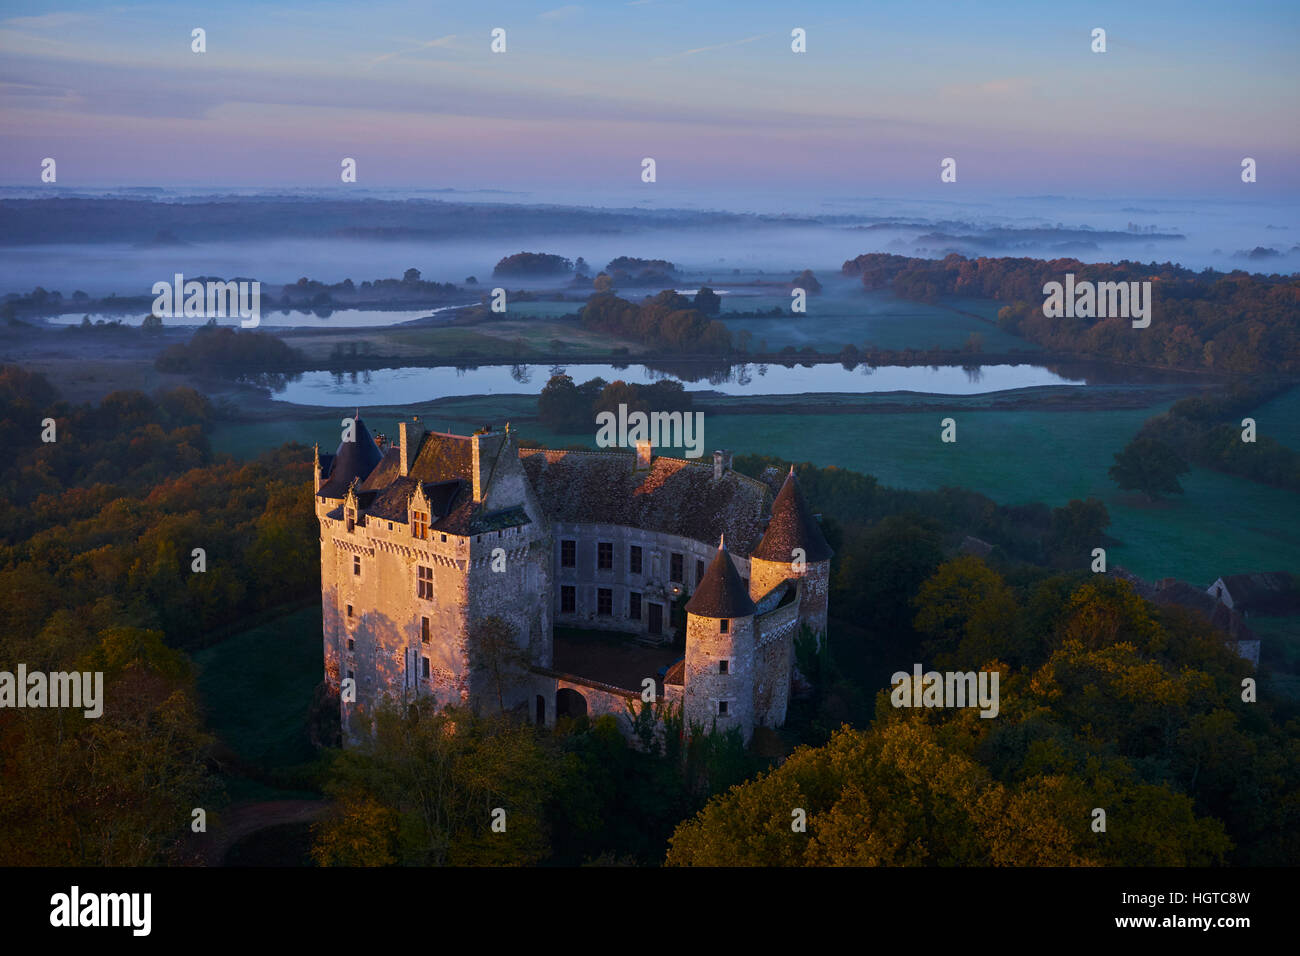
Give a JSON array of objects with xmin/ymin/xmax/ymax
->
[
  {"xmin": 468, "ymin": 615, "xmax": 530, "ymax": 712},
  {"xmin": 311, "ymin": 794, "xmax": 398, "ymax": 866},
  {"xmin": 537, "ymin": 373, "xmax": 591, "ymax": 432},
  {"xmin": 593, "ymin": 273, "xmax": 612, "ymax": 293},
  {"xmin": 694, "ymin": 286, "xmax": 722, "ymax": 315},
  {"xmin": 1047, "ymin": 497, "xmax": 1109, "ymax": 566},
  {"xmin": 317, "ymin": 703, "xmax": 564, "ymax": 865},
  {"xmin": 1108, "ymin": 436, "xmax": 1190, "ymax": 499},
  {"xmin": 142, "ymin": 313, "xmax": 164, "ymax": 334},
  {"xmin": 792, "ymin": 269, "xmax": 822, "ymax": 294},
  {"xmin": 913, "ymin": 555, "xmax": 1021, "ymax": 668},
  {"xmin": 403, "ymin": 268, "xmax": 421, "ymax": 283}
]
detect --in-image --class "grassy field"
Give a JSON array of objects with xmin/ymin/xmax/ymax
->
[
  {"xmin": 283, "ymin": 314, "xmax": 640, "ymax": 363},
  {"xmin": 714, "ymin": 292, "xmax": 1031, "ymax": 353},
  {"xmin": 193, "ymin": 604, "xmax": 323, "ymax": 769},
  {"xmin": 1252, "ymin": 384, "xmax": 1300, "ymax": 451}
]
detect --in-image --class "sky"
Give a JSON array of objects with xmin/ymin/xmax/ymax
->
[{"xmin": 1, "ymin": 0, "xmax": 1298, "ymax": 203}]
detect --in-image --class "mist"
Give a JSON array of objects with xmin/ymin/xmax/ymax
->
[{"xmin": 1, "ymin": 192, "xmax": 1295, "ymax": 298}]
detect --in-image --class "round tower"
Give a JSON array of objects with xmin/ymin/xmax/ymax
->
[
  {"xmin": 683, "ymin": 536, "xmax": 757, "ymax": 742},
  {"xmin": 749, "ymin": 466, "xmax": 833, "ymax": 643}
]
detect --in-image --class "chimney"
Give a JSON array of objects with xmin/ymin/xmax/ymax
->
[
  {"xmin": 471, "ymin": 426, "xmax": 508, "ymax": 503},
  {"xmin": 398, "ymin": 418, "xmax": 425, "ymax": 477},
  {"xmin": 713, "ymin": 448, "xmax": 732, "ymax": 480},
  {"xmin": 635, "ymin": 439, "xmax": 652, "ymax": 472},
  {"xmin": 313, "ymin": 443, "xmax": 324, "ymax": 492}
]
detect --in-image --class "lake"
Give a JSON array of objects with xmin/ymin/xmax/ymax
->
[{"xmin": 269, "ymin": 362, "xmax": 1087, "ymax": 406}]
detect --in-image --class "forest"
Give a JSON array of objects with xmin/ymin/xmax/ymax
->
[{"xmin": 842, "ymin": 252, "xmax": 1300, "ymax": 373}]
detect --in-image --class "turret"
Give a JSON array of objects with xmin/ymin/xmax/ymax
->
[
  {"xmin": 683, "ymin": 536, "xmax": 757, "ymax": 742},
  {"xmin": 750, "ymin": 466, "xmax": 833, "ymax": 642}
]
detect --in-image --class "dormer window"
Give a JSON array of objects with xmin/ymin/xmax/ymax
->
[
  {"xmin": 412, "ymin": 511, "xmax": 429, "ymax": 540},
  {"xmin": 345, "ymin": 508, "xmax": 355, "ymax": 533}
]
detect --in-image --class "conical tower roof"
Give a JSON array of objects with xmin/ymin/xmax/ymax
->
[
  {"xmin": 326, "ymin": 410, "xmax": 383, "ymax": 491},
  {"xmin": 685, "ymin": 536, "xmax": 756, "ymax": 618},
  {"xmin": 752, "ymin": 466, "xmax": 833, "ymax": 563}
]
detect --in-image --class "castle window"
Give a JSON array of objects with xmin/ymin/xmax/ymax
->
[
  {"xmin": 346, "ymin": 509, "xmax": 355, "ymax": 533},
  {"xmin": 561, "ymin": 539, "xmax": 576, "ymax": 568},
  {"xmin": 353, "ymin": 555, "xmax": 361, "ymax": 576},
  {"xmin": 440, "ymin": 533, "xmax": 447, "ymax": 543},
  {"xmin": 561, "ymin": 586, "xmax": 576, "ymax": 613},
  {"xmin": 597, "ymin": 542, "xmax": 613, "ymax": 570},
  {"xmin": 347, "ymin": 669, "xmax": 354, "ymax": 681},
  {"xmin": 347, "ymin": 604, "xmax": 353, "ymax": 618},
  {"xmin": 417, "ymin": 565, "xmax": 433, "ymax": 600},
  {"xmin": 388, "ymin": 522, "xmax": 393, "ymax": 531},
  {"xmin": 347, "ymin": 637, "xmax": 354, "ymax": 652},
  {"xmin": 421, "ymin": 617, "xmax": 431, "ymax": 644},
  {"xmin": 412, "ymin": 511, "xmax": 429, "ymax": 540},
  {"xmin": 629, "ymin": 545, "xmax": 643, "ymax": 575},
  {"xmin": 597, "ymin": 588, "xmax": 612, "ymax": 616},
  {"xmin": 718, "ymin": 700, "xmax": 729, "ymax": 716},
  {"xmin": 720, "ymin": 618, "xmax": 729, "ymax": 633},
  {"xmin": 719, "ymin": 659, "xmax": 729, "ymax": 674},
  {"xmin": 670, "ymin": 552, "xmax": 683, "ymax": 583},
  {"xmin": 696, "ymin": 558, "xmax": 705, "ymax": 586},
  {"xmin": 629, "ymin": 592, "xmax": 642, "ymax": 620},
  {"xmin": 421, "ymin": 656, "xmax": 430, "ymax": 679}
]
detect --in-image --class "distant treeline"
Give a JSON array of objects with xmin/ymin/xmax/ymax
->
[
  {"xmin": 842, "ymin": 252, "xmax": 1300, "ymax": 373},
  {"xmin": 275, "ymin": 268, "xmax": 460, "ymax": 309},
  {"xmin": 2, "ymin": 268, "xmax": 465, "ymax": 319}
]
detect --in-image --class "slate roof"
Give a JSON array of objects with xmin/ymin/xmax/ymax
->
[
  {"xmin": 685, "ymin": 537, "xmax": 757, "ymax": 619},
  {"xmin": 518, "ymin": 449, "xmax": 770, "ymax": 554},
  {"xmin": 317, "ymin": 414, "xmax": 383, "ymax": 499},
  {"xmin": 365, "ymin": 477, "xmax": 464, "ymax": 524},
  {"xmin": 751, "ymin": 467, "xmax": 833, "ymax": 563},
  {"xmin": 1213, "ymin": 573, "xmax": 1300, "ymax": 615}
]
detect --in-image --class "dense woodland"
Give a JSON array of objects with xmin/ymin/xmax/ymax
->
[
  {"xmin": 0, "ymin": 366, "xmax": 318, "ymax": 864},
  {"xmin": 842, "ymin": 252, "xmax": 1300, "ymax": 372}
]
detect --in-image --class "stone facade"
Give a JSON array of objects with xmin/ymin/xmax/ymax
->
[{"xmin": 315, "ymin": 417, "xmax": 832, "ymax": 746}]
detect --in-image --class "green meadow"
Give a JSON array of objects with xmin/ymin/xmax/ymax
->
[
  {"xmin": 193, "ymin": 604, "xmax": 323, "ymax": 769},
  {"xmin": 1253, "ymin": 384, "xmax": 1300, "ymax": 451},
  {"xmin": 714, "ymin": 292, "xmax": 1031, "ymax": 353}
]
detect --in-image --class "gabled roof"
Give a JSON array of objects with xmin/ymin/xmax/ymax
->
[
  {"xmin": 365, "ymin": 477, "xmax": 465, "ymax": 524},
  {"xmin": 317, "ymin": 414, "xmax": 383, "ymax": 499},
  {"xmin": 751, "ymin": 467, "xmax": 833, "ymax": 563},
  {"xmin": 686, "ymin": 537, "xmax": 756, "ymax": 619},
  {"xmin": 1213, "ymin": 573, "xmax": 1300, "ymax": 615}
]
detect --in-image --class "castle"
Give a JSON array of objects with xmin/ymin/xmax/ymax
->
[{"xmin": 313, "ymin": 415, "xmax": 832, "ymax": 744}]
